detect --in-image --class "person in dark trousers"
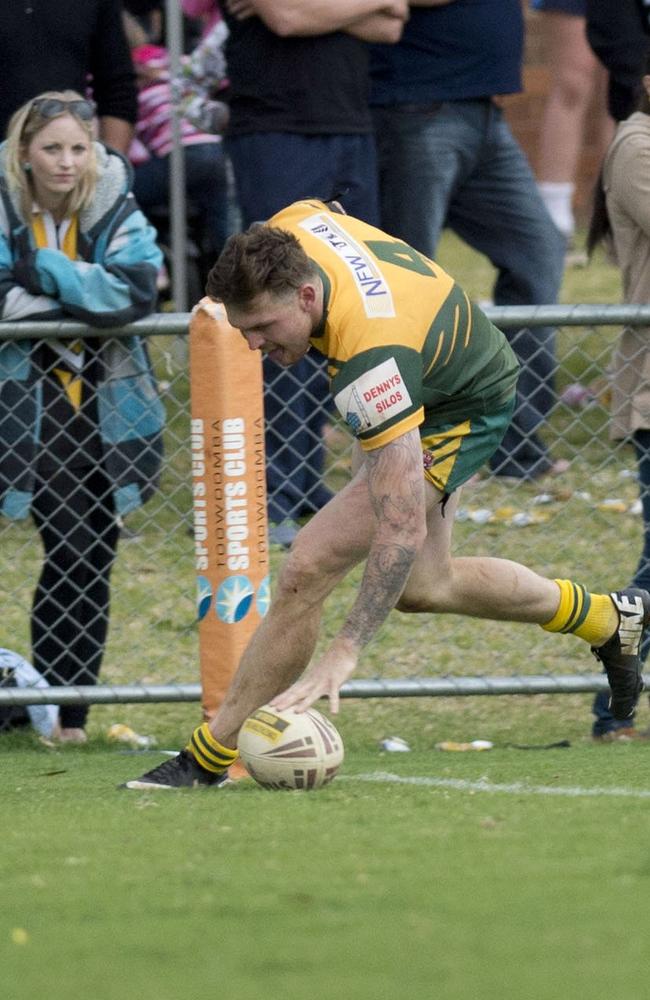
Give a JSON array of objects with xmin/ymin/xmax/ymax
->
[
  {"xmin": 587, "ymin": 55, "xmax": 650, "ymax": 739},
  {"xmin": 0, "ymin": 92, "xmax": 164, "ymax": 741},
  {"xmin": 370, "ymin": 0, "xmax": 567, "ymax": 482},
  {"xmin": 220, "ymin": 0, "xmax": 408, "ymax": 547},
  {"xmin": 585, "ymin": 0, "xmax": 650, "ymax": 738}
]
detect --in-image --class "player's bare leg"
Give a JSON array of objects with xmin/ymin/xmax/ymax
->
[
  {"xmin": 124, "ymin": 472, "xmax": 649, "ymax": 789},
  {"xmin": 122, "ymin": 471, "xmax": 377, "ymax": 789},
  {"xmin": 396, "ymin": 484, "xmax": 562, "ymax": 622},
  {"xmin": 210, "ymin": 466, "xmax": 379, "ymax": 746},
  {"xmin": 397, "ymin": 482, "xmax": 650, "ymax": 721}
]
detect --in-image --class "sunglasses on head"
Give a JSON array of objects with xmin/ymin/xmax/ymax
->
[{"xmin": 30, "ymin": 97, "xmax": 96, "ymax": 121}]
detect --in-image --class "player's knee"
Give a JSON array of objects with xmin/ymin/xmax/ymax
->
[
  {"xmin": 395, "ymin": 574, "xmax": 452, "ymax": 614},
  {"xmin": 395, "ymin": 590, "xmax": 432, "ymax": 614},
  {"xmin": 274, "ymin": 546, "xmax": 335, "ymax": 608}
]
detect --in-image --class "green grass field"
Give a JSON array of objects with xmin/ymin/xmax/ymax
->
[
  {"xmin": 4, "ymin": 232, "xmax": 650, "ymax": 1000},
  {"xmin": 3, "ymin": 705, "xmax": 650, "ymax": 1000}
]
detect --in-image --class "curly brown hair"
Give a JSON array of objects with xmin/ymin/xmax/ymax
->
[{"xmin": 206, "ymin": 224, "xmax": 318, "ymax": 306}]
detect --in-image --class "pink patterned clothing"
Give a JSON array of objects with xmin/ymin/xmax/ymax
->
[
  {"xmin": 134, "ymin": 79, "xmax": 221, "ymax": 160},
  {"xmin": 129, "ymin": 32, "xmax": 228, "ymax": 164}
]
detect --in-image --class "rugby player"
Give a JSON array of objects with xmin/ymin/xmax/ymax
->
[{"xmin": 125, "ymin": 200, "xmax": 649, "ymax": 788}]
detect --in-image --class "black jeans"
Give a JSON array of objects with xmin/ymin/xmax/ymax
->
[{"xmin": 30, "ymin": 464, "xmax": 119, "ymax": 729}]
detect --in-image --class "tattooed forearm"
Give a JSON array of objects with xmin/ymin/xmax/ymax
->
[
  {"xmin": 340, "ymin": 540, "xmax": 416, "ymax": 646},
  {"xmin": 340, "ymin": 429, "xmax": 426, "ymax": 648}
]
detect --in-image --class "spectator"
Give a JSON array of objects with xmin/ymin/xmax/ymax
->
[
  {"xmin": 0, "ymin": 0, "xmax": 137, "ymax": 154},
  {"xmin": 221, "ymin": 0, "xmax": 408, "ymax": 547},
  {"xmin": 0, "ymin": 92, "xmax": 164, "ymax": 742},
  {"xmin": 587, "ymin": 56, "xmax": 650, "ymax": 739},
  {"xmin": 126, "ymin": 23, "xmax": 232, "ymax": 280},
  {"xmin": 532, "ymin": 1, "xmax": 614, "ymax": 247},
  {"xmin": 370, "ymin": 0, "xmax": 568, "ymax": 482}
]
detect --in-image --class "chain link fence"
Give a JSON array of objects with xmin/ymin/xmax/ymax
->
[{"xmin": 2, "ymin": 305, "xmax": 650, "ymax": 710}]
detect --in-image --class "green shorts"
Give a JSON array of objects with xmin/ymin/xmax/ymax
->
[{"xmin": 420, "ymin": 397, "xmax": 516, "ymax": 495}]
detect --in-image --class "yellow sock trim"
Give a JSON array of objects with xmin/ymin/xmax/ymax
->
[
  {"xmin": 542, "ymin": 579, "xmax": 588, "ymax": 633},
  {"xmin": 573, "ymin": 594, "xmax": 618, "ymax": 647},
  {"xmin": 541, "ymin": 579, "xmax": 617, "ymax": 646},
  {"xmin": 187, "ymin": 723, "xmax": 239, "ymax": 774}
]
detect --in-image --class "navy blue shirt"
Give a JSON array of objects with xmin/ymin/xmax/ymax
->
[{"xmin": 370, "ymin": 0, "xmax": 523, "ymax": 106}]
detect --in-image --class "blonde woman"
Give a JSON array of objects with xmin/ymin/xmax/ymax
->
[{"xmin": 0, "ymin": 91, "xmax": 164, "ymax": 742}]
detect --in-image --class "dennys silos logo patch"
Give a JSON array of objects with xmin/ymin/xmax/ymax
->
[
  {"xmin": 334, "ymin": 357, "xmax": 412, "ymax": 433},
  {"xmin": 299, "ymin": 214, "xmax": 395, "ymax": 318}
]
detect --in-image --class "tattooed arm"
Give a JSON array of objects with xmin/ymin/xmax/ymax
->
[
  {"xmin": 340, "ymin": 428, "xmax": 426, "ymax": 646},
  {"xmin": 272, "ymin": 428, "xmax": 427, "ymax": 713}
]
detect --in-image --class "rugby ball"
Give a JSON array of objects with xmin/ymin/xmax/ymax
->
[{"xmin": 238, "ymin": 704, "xmax": 344, "ymax": 790}]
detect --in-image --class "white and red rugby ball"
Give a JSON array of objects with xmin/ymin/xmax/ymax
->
[{"xmin": 238, "ymin": 704, "xmax": 344, "ymax": 790}]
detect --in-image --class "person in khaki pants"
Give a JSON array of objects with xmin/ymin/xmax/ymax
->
[{"xmin": 587, "ymin": 57, "xmax": 650, "ymax": 739}]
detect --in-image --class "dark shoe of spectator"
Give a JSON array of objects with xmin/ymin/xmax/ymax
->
[{"xmin": 592, "ymin": 728, "xmax": 637, "ymax": 742}]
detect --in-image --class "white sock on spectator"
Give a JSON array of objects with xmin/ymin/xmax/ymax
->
[{"xmin": 537, "ymin": 181, "xmax": 575, "ymax": 240}]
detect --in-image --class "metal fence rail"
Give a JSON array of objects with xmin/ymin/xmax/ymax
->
[
  {"xmin": 1, "ymin": 304, "xmax": 649, "ymax": 707},
  {"xmin": 2, "ymin": 673, "xmax": 649, "ymax": 707}
]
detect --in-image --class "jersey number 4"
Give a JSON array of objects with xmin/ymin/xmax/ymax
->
[{"xmin": 364, "ymin": 240, "xmax": 437, "ymax": 278}]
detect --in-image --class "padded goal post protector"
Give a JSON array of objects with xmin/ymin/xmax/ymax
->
[{"xmin": 189, "ymin": 298, "xmax": 270, "ymax": 718}]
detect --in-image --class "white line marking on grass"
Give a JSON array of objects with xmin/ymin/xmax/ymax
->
[{"xmin": 343, "ymin": 772, "xmax": 650, "ymax": 800}]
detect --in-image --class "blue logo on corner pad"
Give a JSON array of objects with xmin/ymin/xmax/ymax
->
[
  {"xmin": 216, "ymin": 575, "xmax": 254, "ymax": 623},
  {"xmin": 256, "ymin": 575, "xmax": 271, "ymax": 618},
  {"xmin": 197, "ymin": 576, "xmax": 212, "ymax": 621}
]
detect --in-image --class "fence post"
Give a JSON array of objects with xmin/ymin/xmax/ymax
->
[{"xmin": 189, "ymin": 298, "xmax": 270, "ymax": 718}]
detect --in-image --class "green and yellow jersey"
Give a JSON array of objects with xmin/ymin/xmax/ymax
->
[{"xmin": 269, "ymin": 201, "xmax": 519, "ymax": 453}]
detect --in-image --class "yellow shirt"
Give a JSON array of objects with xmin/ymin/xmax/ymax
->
[
  {"xmin": 30, "ymin": 210, "xmax": 83, "ymax": 410},
  {"xmin": 269, "ymin": 200, "xmax": 519, "ymax": 450}
]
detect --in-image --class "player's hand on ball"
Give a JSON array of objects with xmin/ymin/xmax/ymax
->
[{"xmin": 271, "ymin": 644, "xmax": 358, "ymax": 715}]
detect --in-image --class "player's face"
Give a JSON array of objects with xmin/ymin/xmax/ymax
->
[
  {"xmin": 25, "ymin": 115, "xmax": 91, "ymax": 211},
  {"xmin": 226, "ymin": 287, "xmax": 316, "ymax": 367}
]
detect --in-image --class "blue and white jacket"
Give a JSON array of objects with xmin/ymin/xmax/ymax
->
[{"xmin": 0, "ymin": 142, "xmax": 165, "ymax": 519}]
